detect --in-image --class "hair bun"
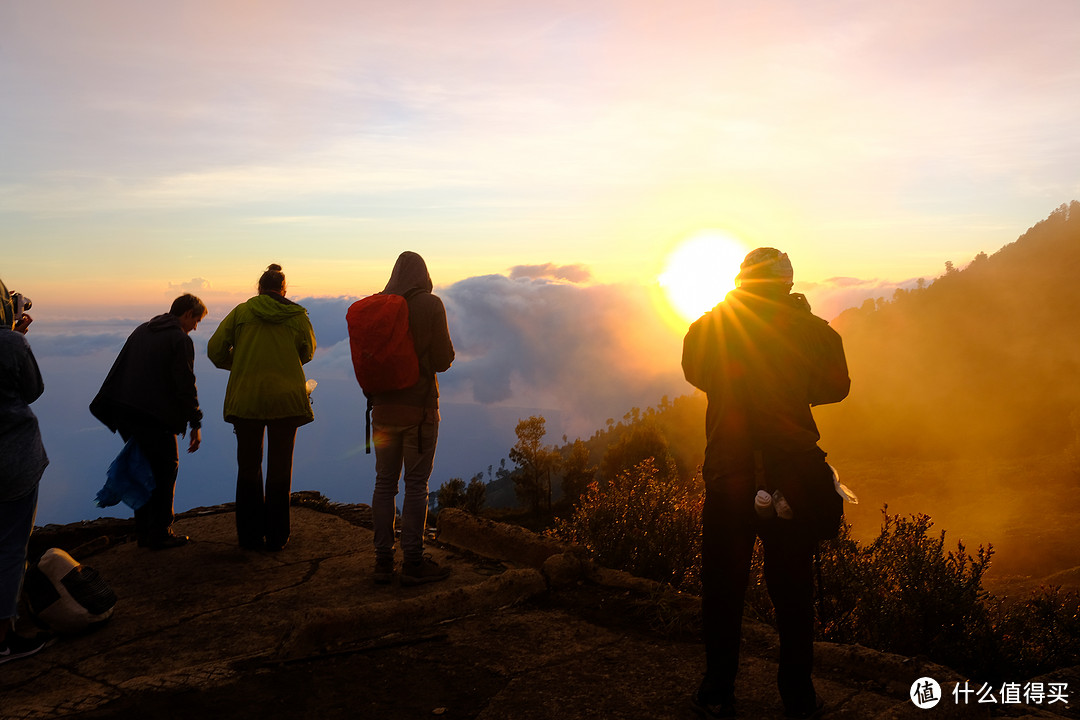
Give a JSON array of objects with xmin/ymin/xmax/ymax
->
[{"xmin": 267, "ymin": 263, "xmax": 283, "ymax": 272}]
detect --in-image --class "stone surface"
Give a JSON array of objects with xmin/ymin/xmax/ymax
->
[
  {"xmin": 3, "ymin": 501, "xmax": 1074, "ymax": 719},
  {"xmin": 437, "ymin": 507, "xmax": 579, "ymax": 567}
]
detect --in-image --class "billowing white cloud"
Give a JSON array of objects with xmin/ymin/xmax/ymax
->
[
  {"xmin": 288, "ymin": 272, "xmax": 686, "ymax": 436},
  {"xmin": 438, "ymin": 273, "xmax": 684, "ymax": 436}
]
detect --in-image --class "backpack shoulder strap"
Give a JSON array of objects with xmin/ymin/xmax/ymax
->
[{"xmin": 365, "ymin": 398, "xmax": 373, "ymax": 454}]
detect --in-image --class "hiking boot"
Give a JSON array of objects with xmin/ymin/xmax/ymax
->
[
  {"xmin": 146, "ymin": 532, "xmax": 189, "ymax": 550},
  {"xmin": 0, "ymin": 631, "xmax": 51, "ymax": 665},
  {"xmin": 399, "ymin": 555, "xmax": 450, "ymax": 586},
  {"xmin": 784, "ymin": 698, "xmax": 825, "ymax": 719},
  {"xmin": 373, "ymin": 557, "xmax": 395, "ymax": 584},
  {"xmin": 265, "ymin": 538, "xmax": 289, "ymax": 552},
  {"xmin": 691, "ymin": 688, "xmax": 737, "ymax": 719}
]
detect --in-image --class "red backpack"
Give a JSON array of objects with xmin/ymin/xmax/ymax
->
[
  {"xmin": 346, "ymin": 291, "xmax": 420, "ymax": 395},
  {"xmin": 346, "ymin": 292, "xmax": 421, "ymax": 453}
]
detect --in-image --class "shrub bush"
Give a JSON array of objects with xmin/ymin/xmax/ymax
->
[
  {"xmin": 992, "ymin": 586, "xmax": 1080, "ymax": 679},
  {"xmin": 814, "ymin": 509, "xmax": 998, "ymax": 678},
  {"xmin": 557, "ymin": 475, "xmax": 1080, "ymax": 681},
  {"xmin": 554, "ymin": 458, "xmax": 702, "ymax": 588}
]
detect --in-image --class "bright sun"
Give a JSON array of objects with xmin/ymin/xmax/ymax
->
[{"xmin": 659, "ymin": 231, "xmax": 749, "ymax": 324}]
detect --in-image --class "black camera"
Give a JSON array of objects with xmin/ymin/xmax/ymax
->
[
  {"xmin": 785, "ymin": 292, "xmax": 811, "ymax": 313},
  {"xmin": 11, "ymin": 292, "xmax": 32, "ymax": 320}
]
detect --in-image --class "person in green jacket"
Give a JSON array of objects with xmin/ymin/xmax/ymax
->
[{"xmin": 208, "ymin": 264, "xmax": 317, "ymax": 551}]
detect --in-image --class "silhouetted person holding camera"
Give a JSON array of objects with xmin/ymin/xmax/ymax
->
[
  {"xmin": 0, "ymin": 280, "xmax": 50, "ymax": 663},
  {"xmin": 682, "ymin": 248, "xmax": 850, "ymax": 719},
  {"xmin": 208, "ymin": 264, "xmax": 316, "ymax": 552},
  {"xmin": 91, "ymin": 294, "xmax": 207, "ymax": 550}
]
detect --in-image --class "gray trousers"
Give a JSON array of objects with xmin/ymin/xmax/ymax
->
[{"xmin": 372, "ymin": 416, "xmax": 439, "ymax": 563}]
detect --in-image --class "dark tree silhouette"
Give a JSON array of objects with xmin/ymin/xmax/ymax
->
[{"xmin": 509, "ymin": 415, "xmax": 560, "ymax": 514}]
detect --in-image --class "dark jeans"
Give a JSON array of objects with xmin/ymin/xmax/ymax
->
[
  {"xmin": 0, "ymin": 486, "xmax": 38, "ymax": 620},
  {"xmin": 120, "ymin": 424, "xmax": 179, "ymax": 542},
  {"xmin": 233, "ymin": 419, "xmax": 298, "ymax": 549},
  {"xmin": 700, "ymin": 480, "xmax": 818, "ymax": 713}
]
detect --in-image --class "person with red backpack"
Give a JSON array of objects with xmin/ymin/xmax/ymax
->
[{"xmin": 348, "ymin": 251, "xmax": 454, "ymax": 585}]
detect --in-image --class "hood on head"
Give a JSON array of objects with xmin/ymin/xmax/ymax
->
[
  {"xmin": 148, "ymin": 313, "xmax": 182, "ymax": 332},
  {"xmin": 247, "ymin": 293, "xmax": 307, "ymax": 323},
  {"xmin": 383, "ymin": 251, "xmax": 433, "ymax": 296}
]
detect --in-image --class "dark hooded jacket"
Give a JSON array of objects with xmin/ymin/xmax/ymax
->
[
  {"xmin": 0, "ymin": 279, "xmax": 48, "ymax": 501},
  {"xmin": 369, "ymin": 251, "xmax": 454, "ymax": 412},
  {"xmin": 90, "ymin": 313, "xmax": 203, "ymax": 436},
  {"xmin": 682, "ymin": 285, "xmax": 849, "ymax": 480}
]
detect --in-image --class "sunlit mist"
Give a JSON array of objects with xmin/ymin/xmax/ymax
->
[{"xmin": 658, "ymin": 231, "xmax": 748, "ymax": 324}]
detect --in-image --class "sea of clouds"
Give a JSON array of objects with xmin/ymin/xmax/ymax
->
[
  {"xmin": 27, "ymin": 267, "xmax": 904, "ymax": 526},
  {"xmin": 29, "ymin": 269, "xmax": 677, "ymax": 525}
]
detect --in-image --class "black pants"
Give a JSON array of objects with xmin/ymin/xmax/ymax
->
[
  {"xmin": 232, "ymin": 419, "xmax": 298, "ymax": 550},
  {"xmin": 120, "ymin": 424, "xmax": 179, "ymax": 543},
  {"xmin": 700, "ymin": 481, "xmax": 817, "ymax": 713}
]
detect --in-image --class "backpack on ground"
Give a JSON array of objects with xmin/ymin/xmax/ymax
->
[
  {"xmin": 23, "ymin": 548, "xmax": 117, "ymax": 633},
  {"xmin": 345, "ymin": 290, "xmax": 420, "ymax": 452}
]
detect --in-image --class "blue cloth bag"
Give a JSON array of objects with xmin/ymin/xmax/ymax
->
[{"xmin": 94, "ymin": 439, "xmax": 155, "ymax": 510}]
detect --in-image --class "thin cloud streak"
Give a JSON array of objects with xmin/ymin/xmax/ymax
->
[{"xmin": 508, "ymin": 264, "xmax": 593, "ymax": 283}]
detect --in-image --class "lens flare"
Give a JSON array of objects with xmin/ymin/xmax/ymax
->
[{"xmin": 658, "ymin": 231, "xmax": 749, "ymax": 324}]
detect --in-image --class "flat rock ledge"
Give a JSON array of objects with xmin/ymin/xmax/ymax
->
[{"xmin": 5, "ymin": 498, "xmax": 1075, "ymax": 720}]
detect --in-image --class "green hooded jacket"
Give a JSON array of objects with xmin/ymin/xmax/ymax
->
[{"xmin": 207, "ymin": 293, "xmax": 317, "ymax": 424}]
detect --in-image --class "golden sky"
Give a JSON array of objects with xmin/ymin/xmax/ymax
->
[{"xmin": 4, "ymin": 0, "xmax": 1079, "ymax": 312}]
